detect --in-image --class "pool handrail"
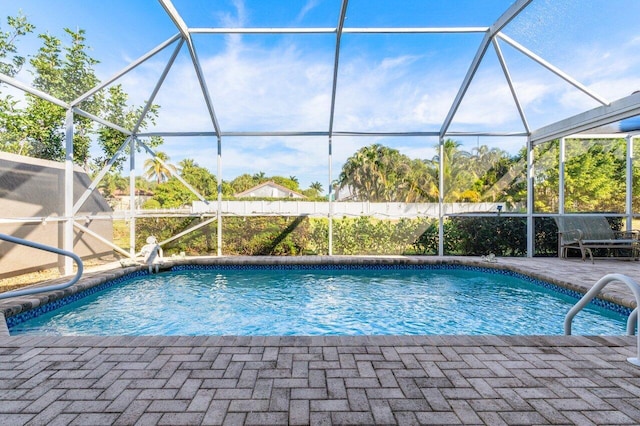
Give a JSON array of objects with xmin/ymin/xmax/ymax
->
[
  {"xmin": 564, "ymin": 273, "xmax": 640, "ymax": 366},
  {"xmin": 628, "ymin": 308, "xmax": 638, "ymax": 336},
  {"xmin": 0, "ymin": 233, "xmax": 83, "ymax": 300}
]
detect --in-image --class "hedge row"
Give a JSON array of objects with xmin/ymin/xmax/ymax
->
[{"xmin": 134, "ymin": 215, "xmax": 576, "ymax": 257}]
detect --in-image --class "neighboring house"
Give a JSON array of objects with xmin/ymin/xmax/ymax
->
[
  {"xmin": 0, "ymin": 152, "xmax": 114, "ymax": 278},
  {"xmin": 234, "ymin": 181, "xmax": 306, "ymax": 199}
]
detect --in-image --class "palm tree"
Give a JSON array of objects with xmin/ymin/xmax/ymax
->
[
  {"xmin": 252, "ymin": 171, "xmax": 266, "ymax": 182},
  {"xmin": 338, "ymin": 145, "xmax": 378, "ymax": 200},
  {"xmin": 144, "ymin": 151, "xmax": 177, "ymax": 184},
  {"xmin": 230, "ymin": 173, "xmax": 257, "ymax": 194},
  {"xmin": 431, "ymin": 139, "xmax": 475, "ymax": 202},
  {"xmin": 338, "ymin": 144, "xmax": 418, "ymax": 202},
  {"xmin": 310, "ymin": 181, "xmax": 323, "ymax": 193},
  {"xmin": 178, "ymin": 158, "xmax": 200, "ymax": 179},
  {"xmin": 401, "ymin": 159, "xmax": 438, "ymax": 203},
  {"xmin": 472, "ymin": 145, "xmax": 505, "ymax": 176},
  {"xmin": 179, "ymin": 158, "xmax": 197, "ymax": 174},
  {"xmin": 98, "ymin": 171, "xmax": 127, "ymax": 198}
]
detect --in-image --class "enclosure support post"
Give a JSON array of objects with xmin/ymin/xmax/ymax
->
[
  {"xmin": 559, "ymin": 137, "xmax": 565, "ymax": 216},
  {"xmin": 526, "ymin": 137, "xmax": 534, "ymax": 257},
  {"xmin": 129, "ymin": 137, "xmax": 137, "ymax": 257},
  {"xmin": 438, "ymin": 137, "xmax": 444, "ymax": 256},
  {"xmin": 63, "ymin": 108, "xmax": 75, "ymax": 275},
  {"xmin": 217, "ymin": 135, "xmax": 222, "ymax": 256},
  {"xmin": 326, "ymin": 0, "xmax": 349, "ymax": 257},
  {"xmin": 328, "ymin": 136, "xmax": 334, "ymax": 256},
  {"xmin": 626, "ymin": 135, "xmax": 633, "ymax": 231}
]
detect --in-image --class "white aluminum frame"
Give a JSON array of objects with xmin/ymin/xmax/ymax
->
[{"xmin": 2, "ymin": 0, "xmax": 640, "ymax": 268}]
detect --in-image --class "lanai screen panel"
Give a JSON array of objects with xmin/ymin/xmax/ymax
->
[
  {"xmin": 191, "ymin": 33, "xmax": 335, "ymax": 133},
  {"xmin": 497, "ymin": 0, "xmax": 640, "ymax": 131},
  {"xmin": 331, "ymin": 136, "xmax": 439, "ymax": 256},
  {"xmin": 563, "ymin": 138, "xmax": 627, "ymax": 214},
  {"xmin": 1, "ymin": 0, "xmax": 640, "ymax": 262}
]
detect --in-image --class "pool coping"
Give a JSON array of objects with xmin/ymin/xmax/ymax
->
[{"xmin": 1, "ymin": 255, "xmax": 636, "ymax": 337}]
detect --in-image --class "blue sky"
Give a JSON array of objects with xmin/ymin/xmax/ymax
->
[{"xmin": 2, "ymin": 0, "xmax": 640, "ymax": 191}]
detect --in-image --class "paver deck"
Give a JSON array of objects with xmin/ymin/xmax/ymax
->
[{"xmin": 1, "ymin": 257, "xmax": 640, "ymax": 425}]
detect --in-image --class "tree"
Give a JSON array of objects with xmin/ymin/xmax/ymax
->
[
  {"xmin": 402, "ymin": 158, "xmax": 438, "ymax": 202},
  {"xmin": 564, "ymin": 139, "xmax": 625, "ymax": 212},
  {"xmin": 0, "ymin": 13, "xmax": 34, "ymax": 154},
  {"xmin": 179, "ymin": 158, "xmax": 196, "ymax": 171},
  {"xmin": 179, "ymin": 159, "xmax": 217, "ymax": 198},
  {"xmin": 339, "ymin": 144, "xmax": 391, "ymax": 201},
  {"xmin": 0, "ymin": 19, "xmax": 163, "ymax": 170},
  {"xmin": 0, "ymin": 95, "xmax": 30, "ymax": 155},
  {"xmin": 144, "ymin": 151, "xmax": 177, "ymax": 184},
  {"xmin": 302, "ymin": 181, "xmax": 325, "ymax": 199},
  {"xmin": 146, "ymin": 159, "xmax": 216, "ymax": 208},
  {"xmin": 0, "ymin": 12, "xmax": 34, "ymax": 77},
  {"xmin": 338, "ymin": 143, "xmax": 436, "ymax": 202},
  {"xmin": 23, "ymin": 28, "xmax": 101, "ymax": 165},
  {"xmin": 95, "ymin": 85, "xmax": 163, "ymax": 171},
  {"xmin": 472, "ymin": 145, "xmax": 505, "ymax": 176},
  {"xmin": 135, "ymin": 176, "xmax": 154, "ymax": 193},
  {"xmin": 426, "ymin": 139, "xmax": 477, "ymax": 202},
  {"xmin": 466, "ymin": 145, "xmax": 527, "ymax": 206},
  {"xmin": 476, "ymin": 152, "xmax": 526, "ymax": 205},
  {"xmin": 532, "ymin": 138, "xmax": 626, "ymax": 213},
  {"xmin": 150, "ymin": 177, "xmax": 195, "ymax": 208},
  {"xmin": 532, "ymin": 141, "xmax": 561, "ymax": 212},
  {"xmin": 252, "ymin": 171, "xmax": 266, "ymax": 181},
  {"xmin": 230, "ymin": 173, "xmax": 258, "ymax": 194},
  {"xmin": 97, "ymin": 171, "xmax": 127, "ymax": 199},
  {"xmin": 310, "ymin": 181, "xmax": 323, "ymax": 193},
  {"xmin": 271, "ymin": 176, "xmax": 300, "ymax": 192}
]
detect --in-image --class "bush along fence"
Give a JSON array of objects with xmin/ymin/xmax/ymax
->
[{"xmin": 130, "ymin": 215, "xmax": 602, "ymax": 257}]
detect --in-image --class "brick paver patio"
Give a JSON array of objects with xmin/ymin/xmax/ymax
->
[
  {"xmin": 0, "ymin": 335, "xmax": 639, "ymax": 425},
  {"xmin": 2, "ymin": 257, "xmax": 640, "ymax": 425}
]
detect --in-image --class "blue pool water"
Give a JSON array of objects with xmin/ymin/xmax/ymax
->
[{"xmin": 9, "ymin": 267, "xmax": 628, "ymax": 336}]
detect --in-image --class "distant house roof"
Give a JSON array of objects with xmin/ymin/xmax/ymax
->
[{"xmin": 234, "ymin": 181, "xmax": 306, "ymax": 199}]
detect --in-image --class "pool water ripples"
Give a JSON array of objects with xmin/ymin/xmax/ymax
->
[{"xmin": 9, "ymin": 268, "xmax": 627, "ymax": 336}]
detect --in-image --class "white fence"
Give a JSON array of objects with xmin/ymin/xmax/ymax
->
[{"xmin": 190, "ymin": 201, "xmax": 516, "ymax": 219}]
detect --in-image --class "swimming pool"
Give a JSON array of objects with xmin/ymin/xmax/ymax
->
[{"xmin": 7, "ymin": 265, "xmax": 629, "ymax": 336}]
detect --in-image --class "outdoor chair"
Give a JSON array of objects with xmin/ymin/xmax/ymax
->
[{"xmin": 554, "ymin": 215, "xmax": 639, "ymax": 263}]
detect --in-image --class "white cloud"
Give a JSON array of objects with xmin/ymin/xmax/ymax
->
[
  {"xmin": 119, "ymin": 31, "xmax": 579, "ymax": 184},
  {"xmin": 379, "ymin": 55, "xmax": 421, "ymax": 70},
  {"xmin": 295, "ymin": 0, "xmax": 321, "ymax": 23},
  {"xmin": 7, "ymin": 0, "xmax": 640, "ymax": 189}
]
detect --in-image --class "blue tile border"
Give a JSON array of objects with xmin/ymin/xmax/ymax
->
[{"xmin": 6, "ymin": 263, "xmax": 631, "ymax": 332}]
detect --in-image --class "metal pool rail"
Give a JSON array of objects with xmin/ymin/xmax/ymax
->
[
  {"xmin": 564, "ymin": 273, "xmax": 640, "ymax": 366},
  {"xmin": 0, "ymin": 233, "xmax": 83, "ymax": 300}
]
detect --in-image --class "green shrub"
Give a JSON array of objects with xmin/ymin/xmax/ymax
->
[
  {"xmin": 222, "ymin": 216, "xmax": 311, "ymax": 255},
  {"xmin": 136, "ymin": 217, "xmax": 217, "ymax": 256},
  {"xmin": 134, "ymin": 214, "xmax": 616, "ymax": 257},
  {"xmin": 443, "ymin": 216, "xmax": 527, "ymax": 256},
  {"xmin": 534, "ymin": 216, "xmax": 558, "ymax": 257},
  {"xmin": 310, "ymin": 217, "xmax": 434, "ymax": 255},
  {"xmin": 142, "ymin": 199, "xmax": 161, "ymax": 209}
]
